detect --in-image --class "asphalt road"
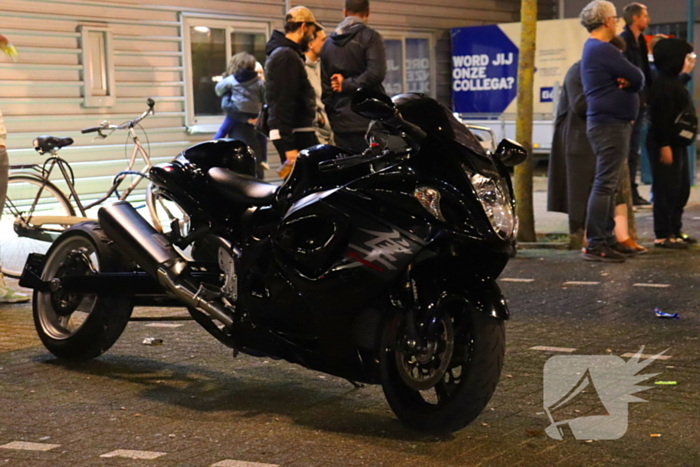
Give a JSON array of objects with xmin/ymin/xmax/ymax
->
[{"xmin": 1, "ymin": 208, "xmax": 699, "ymax": 467}]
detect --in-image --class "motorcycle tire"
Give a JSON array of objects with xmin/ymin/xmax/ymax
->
[
  {"xmin": 33, "ymin": 221, "xmax": 134, "ymax": 360},
  {"xmin": 379, "ymin": 295, "xmax": 505, "ymax": 433}
]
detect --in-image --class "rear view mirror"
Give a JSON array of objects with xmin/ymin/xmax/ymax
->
[
  {"xmin": 351, "ymin": 88, "xmax": 397, "ymax": 120},
  {"xmin": 495, "ymin": 139, "xmax": 528, "ymax": 166}
]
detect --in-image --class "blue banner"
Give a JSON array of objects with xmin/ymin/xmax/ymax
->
[
  {"xmin": 451, "ymin": 25, "xmax": 519, "ymax": 114},
  {"xmin": 540, "ymin": 87, "xmax": 554, "ymax": 102}
]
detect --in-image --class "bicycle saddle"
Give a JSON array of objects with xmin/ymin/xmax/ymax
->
[
  {"xmin": 207, "ymin": 167, "xmax": 278, "ymax": 206},
  {"xmin": 33, "ymin": 136, "xmax": 74, "ymax": 154}
]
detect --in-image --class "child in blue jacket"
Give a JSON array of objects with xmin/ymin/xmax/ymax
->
[{"xmin": 214, "ymin": 52, "xmax": 268, "ymax": 177}]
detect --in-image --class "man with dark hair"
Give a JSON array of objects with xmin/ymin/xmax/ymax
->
[
  {"xmin": 265, "ymin": 6, "xmax": 322, "ymax": 178},
  {"xmin": 579, "ymin": 0, "xmax": 645, "ymax": 262},
  {"xmin": 320, "ymin": 0, "xmax": 386, "ymax": 153},
  {"xmin": 620, "ymin": 3, "xmax": 652, "ymax": 206}
]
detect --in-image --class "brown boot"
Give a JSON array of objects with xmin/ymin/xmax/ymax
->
[{"xmin": 620, "ymin": 237, "xmax": 648, "ymax": 254}]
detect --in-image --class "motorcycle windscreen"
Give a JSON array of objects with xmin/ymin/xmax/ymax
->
[{"xmin": 393, "ymin": 94, "xmax": 499, "ymax": 177}]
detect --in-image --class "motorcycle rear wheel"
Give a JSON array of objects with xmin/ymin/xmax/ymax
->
[
  {"xmin": 33, "ymin": 221, "xmax": 134, "ymax": 360},
  {"xmin": 379, "ymin": 295, "xmax": 505, "ymax": 433}
]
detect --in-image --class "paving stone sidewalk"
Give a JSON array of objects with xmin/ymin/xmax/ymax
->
[{"xmin": 0, "ymin": 207, "xmax": 699, "ymax": 467}]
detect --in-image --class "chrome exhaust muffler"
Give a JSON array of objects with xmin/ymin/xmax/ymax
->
[{"xmin": 98, "ymin": 201, "xmax": 233, "ymax": 327}]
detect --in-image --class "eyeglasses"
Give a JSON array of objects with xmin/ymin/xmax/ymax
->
[{"xmin": 607, "ymin": 16, "xmax": 619, "ymax": 21}]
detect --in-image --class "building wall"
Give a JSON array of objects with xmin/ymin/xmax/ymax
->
[{"xmin": 0, "ymin": 0, "xmax": 554, "ymax": 198}]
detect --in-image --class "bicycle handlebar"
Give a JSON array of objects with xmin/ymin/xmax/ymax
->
[{"xmin": 81, "ymin": 98, "xmax": 155, "ymax": 136}]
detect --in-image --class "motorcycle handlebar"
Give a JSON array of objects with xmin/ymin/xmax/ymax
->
[
  {"xmin": 81, "ymin": 98, "xmax": 155, "ymax": 135},
  {"xmin": 318, "ymin": 114, "xmax": 425, "ymax": 173}
]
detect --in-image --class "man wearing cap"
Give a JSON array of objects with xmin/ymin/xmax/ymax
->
[
  {"xmin": 320, "ymin": 0, "xmax": 386, "ymax": 153},
  {"xmin": 265, "ymin": 6, "xmax": 322, "ymax": 178}
]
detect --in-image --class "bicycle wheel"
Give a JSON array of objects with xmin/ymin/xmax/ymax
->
[{"xmin": 1, "ymin": 175, "xmax": 74, "ymax": 278}]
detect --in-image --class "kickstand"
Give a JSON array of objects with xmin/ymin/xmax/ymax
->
[{"xmin": 346, "ymin": 379, "xmax": 364, "ymax": 389}]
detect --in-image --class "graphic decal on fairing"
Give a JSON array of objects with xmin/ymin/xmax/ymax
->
[{"xmin": 347, "ymin": 228, "xmax": 420, "ymax": 272}]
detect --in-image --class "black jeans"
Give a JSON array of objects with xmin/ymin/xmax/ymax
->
[
  {"xmin": 585, "ymin": 121, "xmax": 632, "ymax": 248},
  {"xmin": 333, "ymin": 132, "xmax": 368, "ymax": 154},
  {"xmin": 628, "ymin": 106, "xmax": 645, "ymax": 196},
  {"xmin": 272, "ymin": 131, "xmax": 319, "ymax": 163},
  {"xmin": 648, "ymin": 137, "xmax": 690, "ymax": 239}
]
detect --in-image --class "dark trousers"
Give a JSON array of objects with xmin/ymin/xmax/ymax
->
[
  {"xmin": 333, "ymin": 132, "xmax": 368, "ymax": 154},
  {"xmin": 585, "ymin": 121, "xmax": 632, "ymax": 248},
  {"xmin": 628, "ymin": 106, "xmax": 645, "ymax": 195},
  {"xmin": 272, "ymin": 131, "xmax": 319, "ymax": 163},
  {"xmin": 649, "ymin": 137, "xmax": 690, "ymax": 239}
]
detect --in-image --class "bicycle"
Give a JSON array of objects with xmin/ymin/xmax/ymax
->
[{"xmin": 1, "ymin": 98, "xmax": 157, "ymax": 278}]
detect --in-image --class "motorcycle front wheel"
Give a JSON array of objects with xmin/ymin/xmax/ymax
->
[
  {"xmin": 379, "ymin": 294, "xmax": 505, "ymax": 433},
  {"xmin": 33, "ymin": 221, "xmax": 134, "ymax": 360}
]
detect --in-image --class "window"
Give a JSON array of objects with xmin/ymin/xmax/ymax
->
[
  {"xmin": 382, "ymin": 34, "xmax": 434, "ymax": 98},
  {"xmin": 79, "ymin": 25, "xmax": 116, "ymax": 107},
  {"xmin": 182, "ymin": 15, "xmax": 269, "ymax": 132}
]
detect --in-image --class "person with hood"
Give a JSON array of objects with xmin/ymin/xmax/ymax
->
[
  {"xmin": 214, "ymin": 52, "xmax": 267, "ymax": 178},
  {"xmin": 305, "ymin": 28, "xmax": 333, "ymax": 145},
  {"xmin": 320, "ymin": 0, "xmax": 386, "ymax": 153},
  {"xmin": 647, "ymin": 38, "xmax": 697, "ymax": 248},
  {"xmin": 265, "ymin": 6, "xmax": 321, "ymax": 179}
]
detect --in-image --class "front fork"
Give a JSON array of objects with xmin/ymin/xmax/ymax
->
[
  {"xmin": 389, "ymin": 262, "xmax": 510, "ymax": 352},
  {"xmin": 390, "ymin": 264, "xmax": 440, "ymax": 353}
]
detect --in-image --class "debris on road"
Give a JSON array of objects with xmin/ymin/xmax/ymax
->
[
  {"xmin": 142, "ymin": 338, "xmax": 163, "ymax": 345},
  {"xmin": 654, "ymin": 308, "xmax": 680, "ymax": 319}
]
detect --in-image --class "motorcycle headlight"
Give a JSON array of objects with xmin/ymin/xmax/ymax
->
[{"xmin": 469, "ymin": 172, "xmax": 515, "ymax": 240}]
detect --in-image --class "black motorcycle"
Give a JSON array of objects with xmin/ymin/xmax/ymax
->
[{"xmin": 21, "ymin": 89, "xmax": 526, "ymax": 433}]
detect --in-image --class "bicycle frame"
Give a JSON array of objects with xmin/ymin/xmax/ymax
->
[
  {"xmin": 10, "ymin": 118, "xmax": 154, "ymax": 230},
  {"xmin": 83, "ymin": 126, "xmax": 153, "ymax": 211}
]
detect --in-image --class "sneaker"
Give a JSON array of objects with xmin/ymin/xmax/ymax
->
[
  {"xmin": 610, "ymin": 242, "xmax": 638, "ymax": 256},
  {"xmin": 276, "ymin": 160, "xmax": 296, "ymax": 179},
  {"xmin": 678, "ymin": 233, "xmax": 698, "ymax": 244},
  {"xmin": 0, "ymin": 285, "xmax": 30, "ymax": 303},
  {"xmin": 633, "ymin": 194, "xmax": 652, "ymax": 206},
  {"xmin": 654, "ymin": 237, "xmax": 689, "ymax": 249},
  {"xmin": 582, "ymin": 244, "xmax": 626, "ymax": 262}
]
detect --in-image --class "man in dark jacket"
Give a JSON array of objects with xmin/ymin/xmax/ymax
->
[
  {"xmin": 647, "ymin": 38, "xmax": 696, "ymax": 248},
  {"xmin": 320, "ymin": 0, "xmax": 386, "ymax": 153},
  {"xmin": 265, "ymin": 6, "xmax": 322, "ymax": 178},
  {"xmin": 620, "ymin": 3, "xmax": 652, "ymax": 205}
]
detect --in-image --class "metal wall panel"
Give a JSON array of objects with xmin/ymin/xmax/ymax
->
[{"xmin": 1, "ymin": 0, "xmax": 550, "ymax": 200}]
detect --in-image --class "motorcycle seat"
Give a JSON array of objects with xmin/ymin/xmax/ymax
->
[
  {"xmin": 208, "ymin": 167, "xmax": 278, "ymax": 206},
  {"xmin": 33, "ymin": 136, "xmax": 74, "ymax": 155}
]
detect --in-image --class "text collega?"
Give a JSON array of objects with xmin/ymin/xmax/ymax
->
[{"xmin": 452, "ymin": 53, "xmax": 515, "ymax": 92}]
